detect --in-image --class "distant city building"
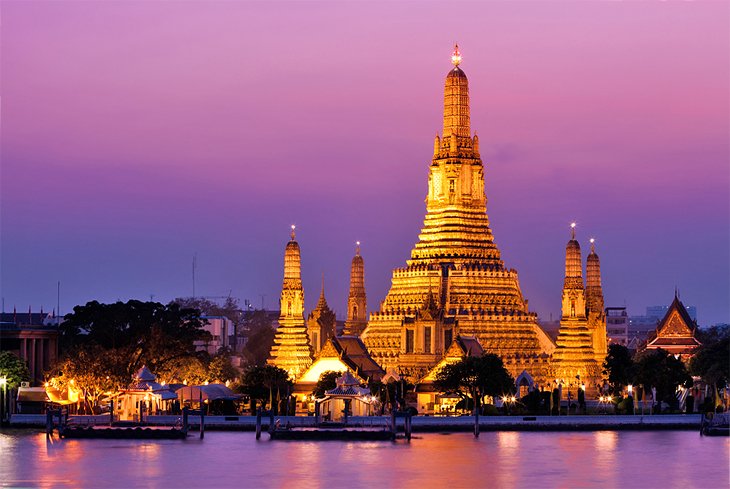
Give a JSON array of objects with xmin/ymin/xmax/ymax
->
[
  {"xmin": 196, "ymin": 316, "xmax": 232, "ymax": 355},
  {"xmin": 605, "ymin": 307, "xmax": 629, "ymax": 346},
  {"xmin": 0, "ymin": 310, "xmax": 59, "ymax": 385},
  {"xmin": 647, "ymin": 304, "xmax": 697, "ymax": 323}
]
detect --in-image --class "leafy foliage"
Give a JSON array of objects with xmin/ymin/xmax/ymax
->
[
  {"xmin": 0, "ymin": 351, "xmax": 31, "ymax": 389},
  {"xmin": 312, "ymin": 370, "xmax": 343, "ymax": 398},
  {"xmin": 207, "ymin": 348, "xmax": 240, "ymax": 383},
  {"xmin": 240, "ymin": 310, "xmax": 275, "ymax": 366},
  {"xmin": 237, "ymin": 364, "xmax": 292, "ymax": 411},
  {"xmin": 433, "ymin": 354, "xmax": 514, "ymax": 413},
  {"xmin": 603, "ymin": 344, "xmax": 635, "ymax": 393},
  {"xmin": 690, "ymin": 325, "xmax": 730, "ymax": 387},
  {"xmin": 59, "ymin": 300, "xmax": 210, "ymax": 376},
  {"xmin": 633, "ymin": 348, "xmax": 692, "ymax": 410}
]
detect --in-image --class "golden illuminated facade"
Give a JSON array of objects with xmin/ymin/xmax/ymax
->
[
  {"xmin": 343, "ymin": 242, "xmax": 367, "ymax": 336},
  {"xmin": 268, "ymin": 226, "xmax": 312, "ymax": 380},
  {"xmin": 307, "ymin": 277, "xmax": 336, "ymax": 356},
  {"xmin": 551, "ymin": 224, "xmax": 601, "ymax": 390},
  {"xmin": 586, "ymin": 239, "xmax": 608, "ymax": 363},
  {"xmin": 361, "ymin": 46, "xmax": 554, "ymax": 380}
]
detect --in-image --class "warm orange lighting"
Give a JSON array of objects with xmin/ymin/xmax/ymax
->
[{"xmin": 451, "ymin": 44, "xmax": 462, "ymax": 66}]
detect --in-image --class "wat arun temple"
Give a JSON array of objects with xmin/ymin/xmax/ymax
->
[{"xmin": 269, "ymin": 47, "xmax": 606, "ymax": 397}]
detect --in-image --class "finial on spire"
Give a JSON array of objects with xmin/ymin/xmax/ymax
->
[
  {"xmin": 355, "ymin": 241, "xmax": 361, "ymax": 256},
  {"xmin": 290, "ymin": 224, "xmax": 296, "ymax": 241},
  {"xmin": 321, "ymin": 272, "xmax": 325, "ymax": 294},
  {"xmin": 451, "ymin": 44, "xmax": 462, "ymax": 66},
  {"xmin": 570, "ymin": 222, "xmax": 576, "ymax": 240},
  {"xmin": 590, "ymin": 238, "xmax": 595, "ymax": 252}
]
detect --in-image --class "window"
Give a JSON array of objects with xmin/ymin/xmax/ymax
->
[
  {"xmin": 424, "ymin": 327, "xmax": 432, "ymax": 353},
  {"xmin": 312, "ymin": 332, "xmax": 318, "ymax": 350},
  {"xmin": 405, "ymin": 329, "xmax": 414, "ymax": 354},
  {"xmin": 449, "ymin": 180, "xmax": 455, "ymax": 193},
  {"xmin": 444, "ymin": 329, "xmax": 453, "ymax": 350},
  {"xmin": 352, "ymin": 305, "xmax": 358, "ymax": 320}
]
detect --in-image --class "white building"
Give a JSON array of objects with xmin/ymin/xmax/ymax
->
[{"xmin": 196, "ymin": 316, "xmax": 232, "ymax": 355}]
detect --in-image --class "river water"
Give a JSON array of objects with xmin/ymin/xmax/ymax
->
[{"xmin": 1, "ymin": 429, "xmax": 728, "ymax": 488}]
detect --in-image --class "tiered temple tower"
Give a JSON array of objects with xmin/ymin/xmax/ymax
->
[
  {"xmin": 585, "ymin": 239, "xmax": 608, "ymax": 363},
  {"xmin": 307, "ymin": 276, "xmax": 336, "ymax": 356},
  {"xmin": 551, "ymin": 224, "xmax": 600, "ymax": 390},
  {"xmin": 343, "ymin": 242, "xmax": 367, "ymax": 336},
  {"xmin": 362, "ymin": 46, "xmax": 553, "ymax": 380},
  {"xmin": 268, "ymin": 226, "xmax": 312, "ymax": 380}
]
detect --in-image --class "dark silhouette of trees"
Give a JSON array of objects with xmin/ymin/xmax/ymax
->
[
  {"xmin": 633, "ymin": 348, "xmax": 692, "ymax": 411},
  {"xmin": 603, "ymin": 344, "xmax": 635, "ymax": 394},
  {"xmin": 434, "ymin": 354, "xmax": 514, "ymax": 414},
  {"xmin": 312, "ymin": 370, "xmax": 343, "ymax": 398}
]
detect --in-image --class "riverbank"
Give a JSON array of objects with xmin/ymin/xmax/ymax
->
[{"xmin": 7, "ymin": 413, "xmax": 702, "ymax": 431}]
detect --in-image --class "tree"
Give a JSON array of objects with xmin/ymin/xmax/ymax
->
[
  {"xmin": 241, "ymin": 310, "xmax": 275, "ymax": 366},
  {"xmin": 434, "ymin": 354, "xmax": 515, "ymax": 414},
  {"xmin": 312, "ymin": 370, "xmax": 343, "ymax": 398},
  {"xmin": 690, "ymin": 325, "xmax": 730, "ymax": 388},
  {"xmin": 633, "ymin": 348, "xmax": 693, "ymax": 411},
  {"xmin": 172, "ymin": 296, "xmax": 242, "ymax": 326},
  {"xmin": 59, "ymin": 300, "xmax": 210, "ymax": 377},
  {"xmin": 49, "ymin": 344, "xmax": 126, "ymax": 413},
  {"xmin": 603, "ymin": 344, "xmax": 635, "ymax": 394},
  {"xmin": 0, "ymin": 351, "xmax": 31, "ymax": 389},
  {"xmin": 208, "ymin": 349, "xmax": 240, "ymax": 384},
  {"xmin": 237, "ymin": 365, "xmax": 292, "ymax": 414}
]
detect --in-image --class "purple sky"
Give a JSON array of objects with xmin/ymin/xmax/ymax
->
[{"xmin": 1, "ymin": 1, "xmax": 728, "ymax": 325}]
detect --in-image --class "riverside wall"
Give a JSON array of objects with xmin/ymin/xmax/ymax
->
[{"xmin": 9, "ymin": 413, "xmax": 702, "ymax": 431}]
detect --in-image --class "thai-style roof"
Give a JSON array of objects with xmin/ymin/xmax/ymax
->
[
  {"xmin": 174, "ymin": 384, "xmax": 241, "ymax": 401},
  {"xmin": 333, "ymin": 336, "xmax": 385, "ymax": 382},
  {"xmin": 645, "ymin": 295, "xmax": 701, "ymax": 355},
  {"xmin": 325, "ymin": 373, "xmax": 370, "ymax": 397},
  {"xmin": 134, "ymin": 365, "xmax": 156, "ymax": 382}
]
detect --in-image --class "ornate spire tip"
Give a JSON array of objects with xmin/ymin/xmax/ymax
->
[
  {"xmin": 355, "ymin": 241, "xmax": 361, "ymax": 256},
  {"xmin": 290, "ymin": 224, "xmax": 296, "ymax": 240},
  {"xmin": 570, "ymin": 222, "xmax": 576, "ymax": 240},
  {"xmin": 451, "ymin": 44, "xmax": 462, "ymax": 66}
]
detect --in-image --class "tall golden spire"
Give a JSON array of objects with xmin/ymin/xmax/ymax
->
[
  {"xmin": 564, "ymin": 222, "xmax": 583, "ymax": 288},
  {"xmin": 442, "ymin": 44, "xmax": 470, "ymax": 139},
  {"xmin": 585, "ymin": 237, "xmax": 607, "ymax": 362},
  {"xmin": 362, "ymin": 46, "xmax": 551, "ymax": 377},
  {"xmin": 268, "ymin": 226, "xmax": 312, "ymax": 380},
  {"xmin": 344, "ymin": 241, "xmax": 367, "ymax": 336},
  {"xmin": 307, "ymin": 273, "xmax": 336, "ymax": 356},
  {"xmin": 553, "ymin": 223, "xmax": 599, "ymax": 392}
]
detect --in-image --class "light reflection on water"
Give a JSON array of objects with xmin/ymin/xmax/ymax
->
[{"xmin": 0, "ymin": 429, "xmax": 728, "ymax": 488}]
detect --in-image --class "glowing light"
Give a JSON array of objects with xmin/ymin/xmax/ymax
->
[
  {"xmin": 590, "ymin": 238, "xmax": 595, "ymax": 244},
  {"xmin": 627, "ymin": 384, "xmax": 633, "ymax": 393},
  {"xmin": 203, "ymin": 380, "xmax": 209, "ymax": 385},
  {"xmin": 44, "ymin": 382, "xmax": 49, "ymax": 388},
  {"xmin": 291, "ymin": 224, "xmax": 296, "ymax": 231},
  {"xmin": 570, "ymin": 222, "xmax": 576, "ymax": 228},
  {"xmin": 356, "ymin": 241, "xmax": 360, "ymax": 246},
  {"xmin": 451, "ymin": 44, "xmax": 462, "ymax": 66},
  {"xmin": 0, "ymin": 377, "xmax": 6, "ymax": 387},
  {"xmin": 69, "ymin": 379, "xmax": 75, "ymax": 385}
]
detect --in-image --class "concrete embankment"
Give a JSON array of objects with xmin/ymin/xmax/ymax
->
[{"xmin": 9, "ymin": 413, "xmax": 701, "ymax": 431}]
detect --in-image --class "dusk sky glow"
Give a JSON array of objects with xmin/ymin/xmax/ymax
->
[{"xmin": 1, "ymin": 1, "xmax": 728, "ymax": 325}]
